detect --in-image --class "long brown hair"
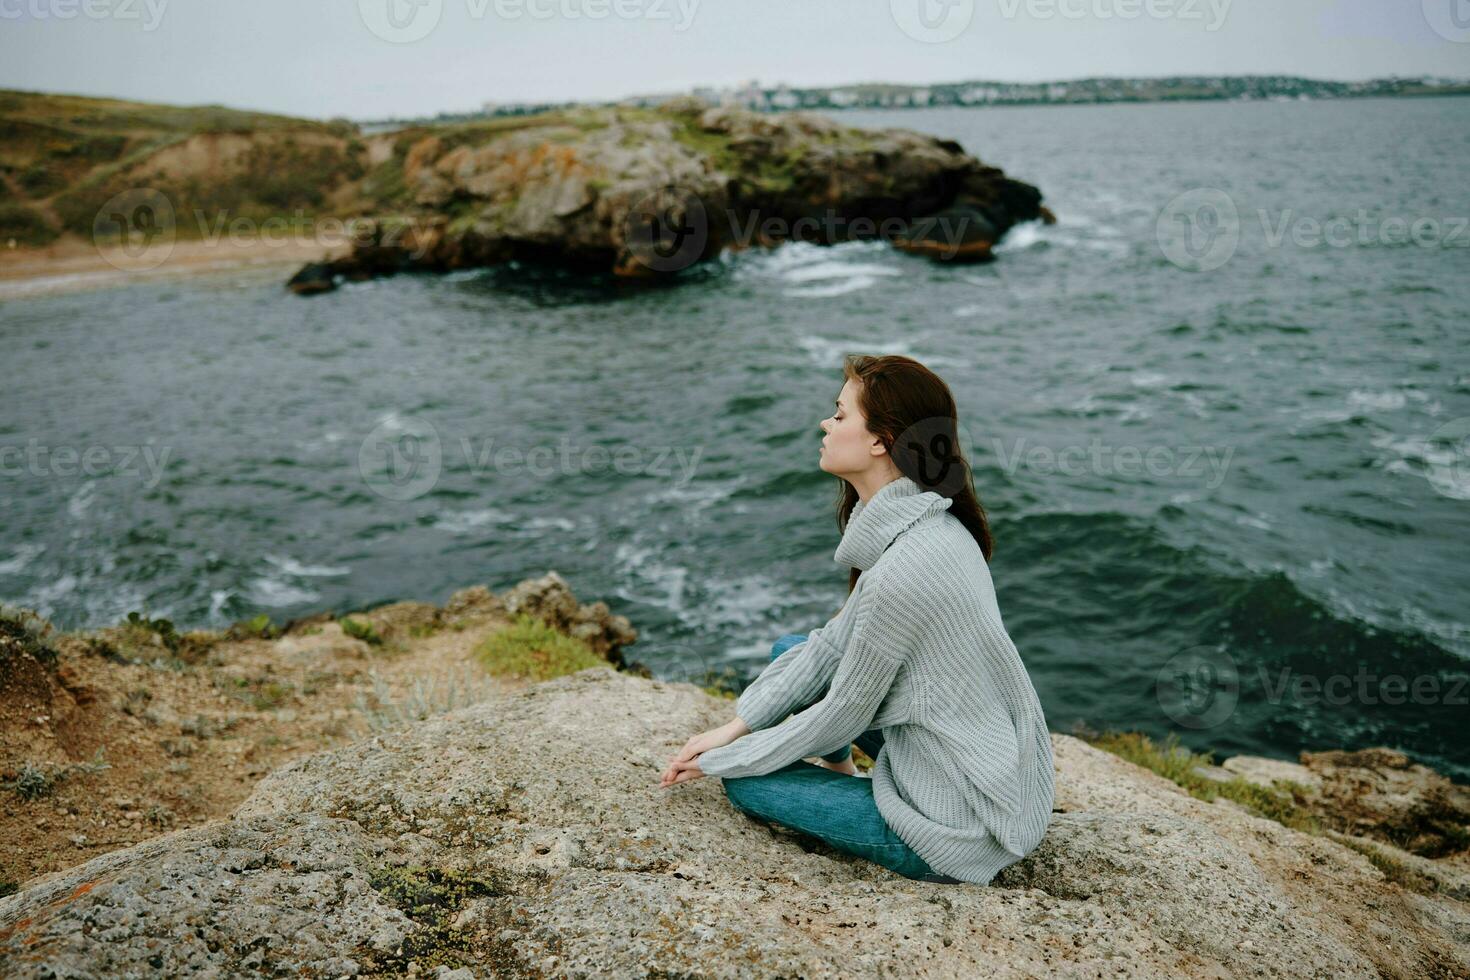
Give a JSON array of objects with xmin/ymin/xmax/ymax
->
[{"xmin": 837, "ymin": 354, "xmax": 994, "ymax": 594}]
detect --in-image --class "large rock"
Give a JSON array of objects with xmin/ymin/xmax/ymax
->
[
  {"xmin": 3, "ymin": 668, "xmax": 1466, "ymax": 978},
  {"xmin": 500, "ymin": 571, "xmax": 638, "ymax": 667},
  {"xmin": 287, "ymin": 102, "xmax": 1047, "ymax": 291}
]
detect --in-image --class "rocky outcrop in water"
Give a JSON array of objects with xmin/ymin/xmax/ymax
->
[
  {"xmin": 286, "ymin": 100, "xmax": 1047, "ymax": 294},
  {"xmin": 4, "ymin": 662, "xmax": 1467, "ymax": 978}
]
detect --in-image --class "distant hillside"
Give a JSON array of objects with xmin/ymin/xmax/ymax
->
[{"xmin": 0, "ymin": 90, "xmax": 367, "ymax": 248}]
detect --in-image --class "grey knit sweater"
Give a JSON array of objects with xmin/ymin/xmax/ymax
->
[{"xmin": 695, "ymin": 475, "xmax": 1056, "ymax": 884}]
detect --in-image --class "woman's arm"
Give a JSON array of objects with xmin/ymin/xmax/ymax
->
[
  {"xmin": 694, "ymin": 637, "xmax": 904, "ymax": 779},
  {"xmin": 693, "ymin": 577, "xmax": 916, "ymax": 780},
  {"xmin": 728, "ymin": 626, "xmax": 844, "ymax": 733}
]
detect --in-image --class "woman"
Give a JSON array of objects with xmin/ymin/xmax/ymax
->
[{"xmin": 658, "ymin": 353, "xmax": 1056, "ymax": 885}]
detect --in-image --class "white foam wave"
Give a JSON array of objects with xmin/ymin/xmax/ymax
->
[
  {"xmin": 780, "ymin": 261, "xmax": 900, "ymax": 284},
  {"xmin": 1347, "ymin": 389, "xmax": 1407, "ymax": 411},
  {"xmin": 1372, "ymin": 429, "xmax": 1470, "ymax": 500},
  {"xmin": 796, "ymin": 334, "xmax": 916, "ymax": 367},
  {"xmin": 613, "ymin": 542, "xmax": 689, "ymax": 612},
  {"xmin": 0, "ymin": 544, "xmax": 45, "ymax": 576},
  {"xmin": 245, "ymin": 577, "xmax": 321, "ymax": 608},
  {"xmin": 783, "ymin": 276, "xmax": 881, "ymax": 298},
  {"xmin": 262, "ymin": 554, "xmax": 351, "ymax": 577},
  {"xmin": 67, "ymin": 482, "xmax": 97, "ymax": 520},
  {"xmin": 433, "ymin": 507, "xmax": 516, "ymax": 534}
]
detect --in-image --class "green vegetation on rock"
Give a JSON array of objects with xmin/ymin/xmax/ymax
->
[{"xmin": 476, "ymin": 612, "xmax": 606, "ymax": 681}]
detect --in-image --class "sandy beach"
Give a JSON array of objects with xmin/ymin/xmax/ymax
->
[{"xmin": 0, "ymin": 236, "xmax": 350, "ymax": 300}]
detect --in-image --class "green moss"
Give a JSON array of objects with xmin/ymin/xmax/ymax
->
[
  {"xmin": 364, "ymin": 865, "xmax": 509, "ymax": 974},
  {"xmin": 476, "ymin": 613, "xmax": 606, "ymax": 682},
  {"xmin": 668, "ymin": 118, "xmax": 799, "ymax": 196},
  {"xmin": 1083, "ymin": 730, "xmax": 1321, "ymax": 835}
]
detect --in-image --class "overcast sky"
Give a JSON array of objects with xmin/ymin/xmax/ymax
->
[{"xmin": 2, "ymin": 0, "xmax": 1467, "ymax": 120}]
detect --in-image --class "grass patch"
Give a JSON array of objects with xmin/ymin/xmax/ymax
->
[
  {"xmin": 339, "ymin": 616, "xmax": 383, "ymax": 647},
  {"xmin": 1082, "ymin": 729, "xmax": 1321, "ymax": 835},
  {"xmin": 475, "ymin": 613, "xmax": 606, "ymax": 682},
  {"xmin": 226, "ymin": 613, "xmax": 280, "ymax": 640},
  {"xmin": 1334, "ymin": 836, "xmax": 1440, "ymax": 894},
  {"xmin": 214, "ymin": 673, "xmax": 295, "ymax": 711},
  {"xmin": 0, "ymin": 605, "xmax": 60, "ymax": 666},
  {"xmin": 2, "ymin": 749, "xmax": 111, "ymax": 802},
  {"xmin": 692, "ymin": 663, "xmax": 739, "ymax": 701}
]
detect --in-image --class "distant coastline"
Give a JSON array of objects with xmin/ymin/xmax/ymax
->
[{"xmin": 364, "ymin": 73, "xmax": 1470, "ymax": 129}]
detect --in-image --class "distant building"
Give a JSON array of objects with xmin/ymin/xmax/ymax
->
[
  {"xmin": 736, "ymin": 79, "xmax": 766, "ymax": 109},
  {"xmin": 769, "ymin": 83, "xmax": 799, "ymax": 110}
]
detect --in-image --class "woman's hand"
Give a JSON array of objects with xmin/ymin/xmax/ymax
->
[
  {"xmin": 660, "ymin": 756, "xmax": 705, "ymax": 788},
  {"xmin": 659, "ymin": 719, "xmax": 748, "ymax": 788}
]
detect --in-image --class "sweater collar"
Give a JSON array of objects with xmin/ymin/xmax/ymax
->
[{"xmin": 833, "ymin": 475, "xmax": 953, "ymax": 572}]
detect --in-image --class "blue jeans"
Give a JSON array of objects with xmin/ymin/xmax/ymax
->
[{"xmin": 718, "ymin": 633, "xmax": 963, "ymax": 883}]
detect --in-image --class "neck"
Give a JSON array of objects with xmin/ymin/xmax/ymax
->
[{"xmin": 848, "ymin": 467, "xmax": 903, "ymax": 504}]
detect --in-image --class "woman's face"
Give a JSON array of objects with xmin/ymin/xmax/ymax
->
[{"xmin": 819, "ymin": 379, "xmax": 880, "ymax": 478}]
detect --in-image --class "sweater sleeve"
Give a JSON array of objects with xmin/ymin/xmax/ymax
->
[
  {"xmin": 698, "ymin": 581, "xmax": 913, "ymax": 780},
  {"xmin": 730, "ymin": 625, "xmax": 844, "ymax": 733}
]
